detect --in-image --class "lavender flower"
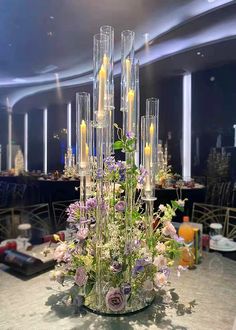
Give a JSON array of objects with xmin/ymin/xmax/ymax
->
[
  {"xmin": 126, "ymin": 131, "xmax": 135, "ymax": 139},
  {"xmin": 115, "ymin": 201, "xmax": 125, "ymax": 212},
  {"xmin": 86, "ymin": 197, "xmax": 97, "ymax": 210},
  {"xmin": 97, "ymin": 168, "xmax": 103, "ymax": 179},
  {"xmin": 121, "ymin": 283, "xmax": 131, "ymax": 296},
  {"xmin": 132, "ymin": 258, "xmax": 150, "ymax": 277}
]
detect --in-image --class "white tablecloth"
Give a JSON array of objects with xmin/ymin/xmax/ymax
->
[{"xmin": 0, "ymin": 253, "xmax": 236, "ymax": 330}]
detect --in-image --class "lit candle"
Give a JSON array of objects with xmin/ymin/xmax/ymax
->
[
  {"xmin": 98, "ymin": 64, "xmax": 106, "ymax": 121},
  {"xmin": 144, "ymin": 143, "xmax": 151, "ymax": 192},
  {"xmin": 128, "ymin": 89, "xmax": 135, "ymax": 132},
  {"xmin": 80, "ymin": 120, "xmax": 87, "ymax": 168}
]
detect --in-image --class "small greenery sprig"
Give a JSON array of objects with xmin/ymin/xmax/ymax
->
[{"xmin": 113, "ymin": 124, "xmax": 136, "ymax": 153}]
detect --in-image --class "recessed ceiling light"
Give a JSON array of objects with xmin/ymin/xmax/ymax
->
[
  {"xmin": 47, "ymin": 31, "xmax": 53, "ymax": 37},
  {"xmin": 197, "ymin": 51, "xmax": 201, "ymax": 55},
  {"xmin": 50, "ymin": 16, "xmax": 54, "ymax": 20},
  {"xmin": 201, "ymin": 54, "xmax": 205, "ymax": 57},
  {"xmin": 210, "ymin": 76, "xmax": 215, "ymax": 82}
]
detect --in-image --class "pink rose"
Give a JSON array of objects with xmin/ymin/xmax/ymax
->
[
  {"xmin": 105, "ymin": 288, "xmax": 126, "ymax": 312},
  {"xmin": 53, "ymin": 243, "xmax": 67, "ymax": 262},
  {"xmin": 156, "ymin": 242, "xmax": 166, "ymax": 254},
  {"xmin": 153, "ymin": 255, "xmax": 167, "ymax": 270},
  {"xmin": 162, "ymin": 221, "xmax": 176, "ymax": 238},
  {"xmin": 74, "ymin": 266, "xmax": 88, "ymax": 287},
  {"xmin": 154, "ymin": 272, "xmax": 168, "ymax": 288}
]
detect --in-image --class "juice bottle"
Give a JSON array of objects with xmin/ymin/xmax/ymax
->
[{"xmin": 178, "ymin": 216, "xmax": 195, "ymax": 268}]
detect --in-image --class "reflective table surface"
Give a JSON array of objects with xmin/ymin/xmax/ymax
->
[{"xmin": 0, "ymin": 252, "xmax": 236, "ymax": 330}]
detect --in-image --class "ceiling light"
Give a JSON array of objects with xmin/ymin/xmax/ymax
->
[
  {"xmin": 50, "ymin": 16, "xmax": 54, "ymax": 20},
  {"xmin": 210, "ymin": 76, "xmax": 215, "ymax": 82},
  {"xmin": 197, "ymin": 51, "xmax": 201, "ymax": 55},
  {"xmin": 8, "ymin": 43, "xmax": 12, "ymax": 47},
  {"xmin": 47, "ymin": 31, "xmax": 53, "ymax": 37},
  {"xmin": 201, "ymin": 54, "xmax": 205, "ymax": 57}
]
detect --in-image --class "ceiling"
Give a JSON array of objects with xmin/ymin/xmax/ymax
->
[{"xmin": 0, "ymin": 0, "xmax": 236, "ymax": 110}]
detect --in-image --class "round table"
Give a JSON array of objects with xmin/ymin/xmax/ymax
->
[{"xmin": 0, "ymin": 252, "xmax": 235, "ymax": 330}]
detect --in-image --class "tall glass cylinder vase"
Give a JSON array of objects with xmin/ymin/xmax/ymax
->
[
  {"xmin": 76, "ymin": 92, "xmax": 91, "ymax": 175},
  {"xmin": 120, "ymin": 30, "xmax": 138, "ymax": 139},
  {"xmin": 100, "ymin": 25, "xmax": 115, "ymax": 156},
  {"xmin": 146, "ymin": 98, "xmax": 159, "ymax": 168},
  {"xmin": 141, "ymin": 115, "xmax": 158, "ymax": 199}
]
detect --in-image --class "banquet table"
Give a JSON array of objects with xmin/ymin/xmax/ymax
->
[{"xmin": 1, "ymin": 252, "xmax": 236, "ymax": 330}]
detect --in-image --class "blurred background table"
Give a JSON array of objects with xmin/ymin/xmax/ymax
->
[{"xmin": 0, "ymin": 252, "xmax": 235, "ymax": 330}]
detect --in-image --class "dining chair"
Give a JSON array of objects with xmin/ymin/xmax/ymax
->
[
  {"xmin": 192, "ymin": 202, "xmax": 228, "ymax": 235},
  {"xmin": 0, "ymin": 208, "xmax": 14, "ymax": 241},
  {"xmin": 225, "ymin": 207, "xmax": 236, "ymax": 240},
  {"xmin": 14, "ymin": 203, "xmax": 52, "ymax": 238}
]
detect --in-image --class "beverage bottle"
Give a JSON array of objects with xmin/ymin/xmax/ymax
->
[{"xmin": 178, "ymin": 216, "xmax": 195, "ymax": 268}]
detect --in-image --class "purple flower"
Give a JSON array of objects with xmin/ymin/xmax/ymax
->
[
  {"xmin": 126, "ymin": 131, "xmax": 135, "ymax": 139},
  {"xmin": 121, "ymin": 283, "xmax": 131, "ymax": 296},
  {"xmin": 97, "ymin": 168, "xmax": 103, "ymax": 179},
  {"xmin": 110, "ymin": 261, "xmax": 122, "ymax": 273},
  {"xmin": 161, "ymin": 267, "xmax": 171, "ymax": 278},
  {"xmin": 86, "ymin": 197, "xmax": 97, "ymax": 210},
  {"xmin": 74, "ymin": 266, "xmax": 88, "ymax": 287},
  {"xmin": 138, "ymin": 166, "xmax": 148, "ymax": 184},
  {"xmin": 115, "ymin": 201, "xmax": 125, "ymax": 212},
  {"xmin": 117, "ymin": 161, "xmax": 125, "ymax": 170},
  {"xmin": 132, "ymin": 258, "xmax": 150, "ymax": 277},
  {"xmin": 105, "ymin": 288, "xmax": 126, "ymax": 312},
  {"xmin": 66, "ymin": 201, "xmax": 81, "ymax": 222},
  {"xmin": 124, "ymin": 240, "xmax": 140, "ymax": 255}
]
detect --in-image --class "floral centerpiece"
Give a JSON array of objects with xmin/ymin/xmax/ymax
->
[{"xmin": 50, "ymin": 128, "xmax": 185, "ymax": 315}]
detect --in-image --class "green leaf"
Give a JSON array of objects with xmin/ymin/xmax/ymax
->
[{"xmin": 113, "ymin": 140, "xmax": 123, "ymax": 150}]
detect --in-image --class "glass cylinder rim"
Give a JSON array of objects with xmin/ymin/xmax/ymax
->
[
  {"xmin": 146, "ymin": 97, "xmax": 159, "ymax": 103},
  {"xmin": 100, "ymin": 25, "xmax": 114, "ymax": 33},
  {"xmin": 121, "ymin": 30, "xmax": 135, "ymax": 38},
  {"xmin": 76, "ymin": 91, "xmax": 90, "ymax": 97},
  {"xmin": 93, "ymin": 32, "xmax": 109, "ymax": 42}
]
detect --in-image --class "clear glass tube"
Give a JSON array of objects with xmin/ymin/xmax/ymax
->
[
  {"xmin": 141, "ymin": 115, "xmax": 158, "ymax": 198},
  {"xmin": 100, "ymin": 26, "xmax": 115, "ymax": 155},
  {"xmin": 76, "ymin": 92, "xmax": 91, "ymax": 174},
  {"xmin": 146, "ymin": 98, "xmax": 159, "ymax": 150},
  {"xmin": 135, "ymin": 61, "xmax": 140, "ymax": 166},
  {"xmin": 93, "ymin": 32, "xmax": 109, "ymax": 127}
]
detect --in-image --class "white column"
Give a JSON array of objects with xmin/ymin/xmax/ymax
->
[
  {"xmin": 67, "ymin": 102, "xmax": 72, "ymax": 149},
  {"xmin": 182, "ymin": 73, "xmax": 192, "ymax": 181},
  {"xmin": 7, "ymin": 110, "xmax": 12, "ymax": 170},
  {"xmin": 43, "ymin": 108, "xmax": 48, "ymax": 174},
  {"xmin": 24, "ymin": 113, "xmax": 28, "ymax": 172},
  {"xmin": 233, "ymin": 125, "xmax": 236, "ymax": 147}
]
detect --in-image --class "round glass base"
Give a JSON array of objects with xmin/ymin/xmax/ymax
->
[{"xmin": 84, "ymin": 292, "xmax": 155, "ymax": 316}]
